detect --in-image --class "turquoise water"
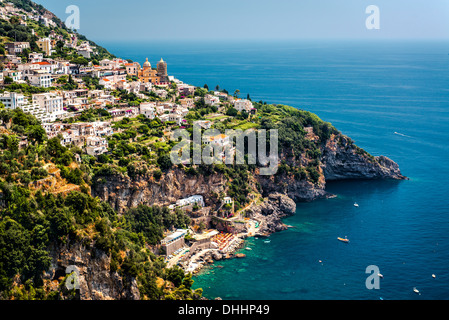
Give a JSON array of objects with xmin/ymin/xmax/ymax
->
[{"xmin": 102, "ymin": 40, "xmax": 449, "ymax": 299}]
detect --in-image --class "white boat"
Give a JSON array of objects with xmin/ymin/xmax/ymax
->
[
  {"xmin": 264, "ymin": 239, "xmax": 271, "ymax": 243},
  {"xmin": 245, "ymin": 247, "xmax": 252, "ymax": 250},
  {"xmin": 378, "ymin": 273, "xmax": 383, "ymax": 278},
  {"xmin": 413, "ymin": 287, "xmax": 420, "ymax": 294},
  {"xmin": 432, "ymin": 274, "xmax": 436, "ymax": 278},
  {"xmin": 354, "ymin": 203, "xmax": 359, "ymax": 207}
]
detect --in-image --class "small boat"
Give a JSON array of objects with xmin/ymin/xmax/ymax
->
[
  {"xmin": 413, "ymin": 287, "xmax": 420, "ymax": 294},
  {"xmin": 378, "ymin": 273, "xmax": 383, "ymax": 278},
  {"xmin": 263, "ymin": 239, "xmax": 271, "ymax": 243},
  {"xmin": 432, "ymin": 274, "xmax": 436, "ymax": 278},
  {"xmin": 338, "ymin": 237, "xmax": 350, "ymax": 243},
  {"xmin": 354, "ymin": 203, "xmax": 359, "ymax": 207},
  {"xmin": 245, "ymin": 247, "xmax": 252, "ymax": 250}
]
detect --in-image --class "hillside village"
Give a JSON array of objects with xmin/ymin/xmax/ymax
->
[
  {"xmin": 0, "ymin": 0, "xmax": 402, "ymax": 301},
  {"xmin": 0, "ymin": 0, "xmax": 257, "ymax": 157},
  {"xmin": 0, "ymin": 0, "xmax": 266, "ymax": 274}
]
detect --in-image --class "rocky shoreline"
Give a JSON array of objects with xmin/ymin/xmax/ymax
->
[{"xmin": 181, "ymin": 192, "xmax": 296, "ymax": 276}]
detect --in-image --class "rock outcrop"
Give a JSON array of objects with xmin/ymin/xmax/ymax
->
[
  {"xmin": 321, "ymin": 135, "xmax": 407, "ymax": 181},
  {"xmin": 45, "ymin": 241, "xmax": 140, "ymax": 300},
  {"xmin": 246, "ymin": 193, "xmax": 297, "ymax": 234},
  {"xmin": 93, "ymin": 167, "xmax": 226, "ymax": 214}
]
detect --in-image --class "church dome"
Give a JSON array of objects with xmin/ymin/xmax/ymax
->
[{"xmin": 143, "ymin": 58, "xmax": 151, "ymax": 68}]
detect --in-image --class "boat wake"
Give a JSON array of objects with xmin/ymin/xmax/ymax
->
[{"xmin": 394, "ymin": 132, "xmax": 412, "ymax": 138}]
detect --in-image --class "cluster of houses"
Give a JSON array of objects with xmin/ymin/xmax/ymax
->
[
  {"xmin": 42, "ymin": 120, "xmax": 113, "ymax": 156},
  {"xmin": 0, "ymin": 1, "xmax": 257, "ymax": 162},
  {"xmin": 0, "ymin": 1, "xmax": 58, "ymax": 28}
]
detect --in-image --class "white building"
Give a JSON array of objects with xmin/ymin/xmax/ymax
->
[
  {"xmin": 32, "ymin": 92, "xmax": 65, "ymax": 122},
  {"xmin": 194, "ymin": 120, "xmax": 212, "ymax": 129},
  {"xmin": 4, "ymin": 70, "xmax": 22, "ymax": 82},
  {"xmin": 0, "ymin": 91, "xmax": 26, "ymax": 109},
  {"xmin": 175, "ymin": 195, "xmax": 205, "ymax": 208},
  {"xmin": 204, "ymin": 94, "xmax": 220, "ymax": 106},
  {"xmin": 203, "ymin": 134, "xmax": 230, "ymax": 147},
  {"xmin": 161, "ymin": 229, "xmax": 188, "ymax": 257},
  {"xmin": 86, "ymin": 136, "xmax": 108, "ymax": 156},
  {"xmin": 29, "ymin": 52, "xmax": 44, "ymax": 63},
  {"xmin": 27, "ymin": 70, "xmax": 53, "ymax": 88},
  {"xmin": 223, "ymin": 197, "xmax": 233, "ymax": 204},
  {"xmin": 0, "ymin": 91, "xmax": 51, "ymax": 122},
  {"xmin": 140, "ymin": 102, "xmax": 156, "ymax": 119},
  {"xmin": 234, "ymin": 99, "xmax": 253, "ymax": 113}
]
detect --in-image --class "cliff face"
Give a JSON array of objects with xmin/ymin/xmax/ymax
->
[
  {"xmin": 257, "ymin": 174, "xmax": 327, "ymax": 202},
  {"xmin": 321, "ymin": 134, "xmax": 407, "ymax": 181},
  {"xmin": 92, "ymin": 134, "xmax": 406, "ymax": 215},
  {"xmin": 44, "ymin": 241, "xmax": 140, "ymax": 300},
  {"xmin": 92, "ymin": 168, "xmax": 227, "ymax": 214}
]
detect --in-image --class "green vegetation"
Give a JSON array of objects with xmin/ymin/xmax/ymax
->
[
  {"xmin": 0, "ymin": 0, "xmax": 381, "ymax": 301},
  {"xmin": 0, "ymin": 105, "xmax": 199, "ymax": 300}
]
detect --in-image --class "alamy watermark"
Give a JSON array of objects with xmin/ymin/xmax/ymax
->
[
  {"xmin": 170, "ymin": 124, "xmax": 279, "ymax": 175},
  {"xmin": 366, "ymin": 5, "xmax": 380, "ymax": 30},
  {"xmin": 365, "ymin": 265, "xmax": 381, "ymax": 290},
  {"xmin": 65, "ymin": 265, "xmax": 80, "ymax": 290},
  {"xmin": 65, "ymin": 5, "xmax": 80, "ymax": 30}
]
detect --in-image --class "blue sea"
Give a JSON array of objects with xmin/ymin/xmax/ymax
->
[{"xmin": 101, "ymin": 39, "xmax": 449, "ymax": 300}]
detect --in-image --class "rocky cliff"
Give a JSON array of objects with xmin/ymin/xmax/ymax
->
[
  {"xmin": 246, "ymin": 193, "xmax": 297, "ymax": 235},
  {"xmin": 93, "ymin": 167, "xmax": 227, "ymax": 214},
  {"xmin": 44, "ymin": 241, "xmax": 140, "ymax": 300},
  {"xmin": 92, "ymin": 133, "xmax": 406, "ymax": 219},
  {"xmin": 321, "ymin": 134, "xmax": 407, "ymax": 181}
]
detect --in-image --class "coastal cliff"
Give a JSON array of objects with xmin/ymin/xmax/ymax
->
[
  {"xmin": 321, "ymin": 134, "xmax": 407, "ymax": 181},
  {"xmin": 92, "ymin": 166, "xmax": 227, "ymax": 214},
  {"xmin": 44, "ymin": 241, "xmax": 140, "ymax": 300},
  {"xmin": 92, "ymin": 131, "xmax": 406, "ymax": 234}
]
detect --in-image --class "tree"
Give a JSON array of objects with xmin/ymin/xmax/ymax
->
[
  {"xmin": 226, "ymin": 107, "xmax": 238, "ymax": 117},
  {"xmin": 203, "ymin": 84, "xmax": 209, "ymax": 90},
  {"xmin": 165, "ymin": 265, "xmax": 184, "ymax": 287},
  {"xmin": 9, "ymin": 16, "xmax": 20, "ymax": 25},
  {"xmin": 4, "ymin": 77, "xmax": 13, "ymax": 85},
  {"xmin": 234, "ymin": 89, "xmax": 240, "ymax": 98},
  {"xmin": 46, "ymin": 136, "xmax": 67, "ymax": 159},
  {"xmin": 70, "ymin": 56, "xmax": 89, "ymax": 66},
  {"xmin": 182, "ymin": 273, "xmax": 194, "ymax": 290},
  {"xmin": 215, "ymin": 85, "xmax": 220, "ymax": 91},
  {"xmin": 26, "ymin": 125, "xmax": 47, "ymax": 145},
  {"xmin": 157, "ymin": 154, "xmax": 172, "ymax": 170}
]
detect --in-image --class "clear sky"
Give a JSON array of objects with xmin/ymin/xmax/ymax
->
[{"xmin": 34, "ymin": 0, "xmax": 449, "ymax": 42}]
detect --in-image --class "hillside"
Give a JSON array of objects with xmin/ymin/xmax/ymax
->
[
  {"xmin": 0, "ymin": 0, "xmax": 114, "ymax": 63},
  {"xmin": 0, "ymin": 0, "xmax": 406, "ymax": 300}
]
